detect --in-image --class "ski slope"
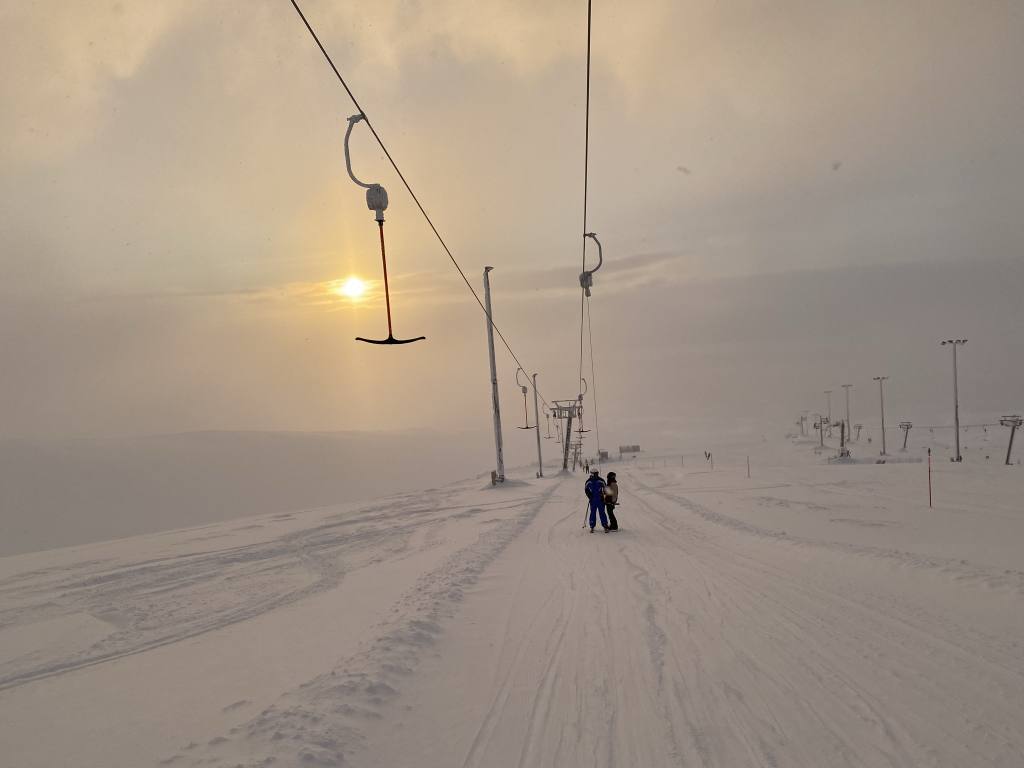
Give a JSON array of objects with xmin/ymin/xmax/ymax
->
[{"xmin": 1, "ymin": 441, "xmax": 1022, "ymax": 767}]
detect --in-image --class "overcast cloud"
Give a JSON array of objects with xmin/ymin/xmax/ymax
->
[{"xmin": 1, "ymin": 0, "xmax": 1022, "ymax": 445}]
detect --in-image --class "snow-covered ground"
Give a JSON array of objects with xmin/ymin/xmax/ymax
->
[{"xmin": 1, "ymin": 437, "xmax": 1022, "ymax": 767}]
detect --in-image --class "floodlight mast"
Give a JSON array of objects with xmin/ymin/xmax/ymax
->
[
  {"xmin": 941, "ymin": 339, "xmax": 967, "ymax": 462},
  {"xmin": 873, "ymin": 376, "xmax": 889, "ymax": 455}
]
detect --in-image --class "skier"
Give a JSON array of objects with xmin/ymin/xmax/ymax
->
[
  {"xmin": 604, "ymin": 471, "xmax": 619, "ymax": 531},
  {"xmin": 584, "ymin": 469, "xmax": 610, "ymax": 532}
]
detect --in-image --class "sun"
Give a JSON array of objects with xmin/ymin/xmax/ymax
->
[{"xmin": 336, "ymin": 276, "xmax": 366, "ymax": 300}]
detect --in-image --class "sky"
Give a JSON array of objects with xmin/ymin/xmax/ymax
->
[{"xmin": 2, "ymin": 0, "xmax": 1022, "ymax": 455}]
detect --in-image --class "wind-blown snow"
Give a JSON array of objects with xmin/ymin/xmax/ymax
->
[{"xmin": 1, "ymin": 437, "xmax": 1022, "ymax": 767}]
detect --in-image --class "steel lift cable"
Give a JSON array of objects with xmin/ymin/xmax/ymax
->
[
  {"xmin": 577, "ymin": 0, "xmax": 593, "ymax": 393},
  {"xmin": 289, "ymin": 0, "xmax": 550, "ymax": 404}
]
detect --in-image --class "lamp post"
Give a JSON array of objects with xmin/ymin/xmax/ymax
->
[
  {"xmin": 841, "ymin": 384, "xmax": 853, "ymax": 439},
  {"xmin": 941, "ymin": 339, "xmax": 966, "ymax": 462},
  {"xmin": 824, "ymin": 390, "xmax": 833, "ymax": 423},
  {"xmin": 873, "ymin": 376, "xmax": 889, "ymax": 455}
]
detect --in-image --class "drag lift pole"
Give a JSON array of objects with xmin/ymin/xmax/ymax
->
[{"xmin": 344, "ymin": 114, "xmax": 425, "ymax": 345}]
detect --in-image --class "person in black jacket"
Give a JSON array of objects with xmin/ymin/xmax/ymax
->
[
  {"xmin": 584, "ymin": 470, "xmax": 609, "ymax": 532},
  {"xmin": 604, "ymin": 471, "xmax": 619, "ymax": 531}
]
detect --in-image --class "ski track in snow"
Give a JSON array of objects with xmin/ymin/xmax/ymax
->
[
  {"xmin": 2, "ymin": 455, "xmax": 1023, "ymax": 767},
  {"xmin": 0, "ymin": 490, "xmax": 531, "ymax": 692},
  {"xmin": 160, "ymin": 482, "xmax": 558, "ymax": 767},
  {"xmin": 350, "ymin": 469, "xmax": 1024, "ymax": 768}
]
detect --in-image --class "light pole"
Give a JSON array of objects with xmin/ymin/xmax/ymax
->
[
  {"xmin": 941, "ymin": 339, "xmax": 966, "ymax": 462},
  {"xmin": 841, "ymin": 384, "xmax": 853, "ymax": 439},
  {"xmin": 873, "ymin": 376, "xmax": 889, "ymax": 455},
  {"xmin": 824, "ymin": 390, "xmax": 833, "ymax": 423}
]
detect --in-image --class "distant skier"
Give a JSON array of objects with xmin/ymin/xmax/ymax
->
[
  {"xmin": 585, "ymin": 470, "xmax": 609, "ymax": 532},
  {"xmin": 604, "ymin": 471, "xmax": 619, "ymax": 531}
]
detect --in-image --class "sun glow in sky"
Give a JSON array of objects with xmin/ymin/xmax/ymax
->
[{"xmin": 336, "ymin": 277, "xmax": 367, "ymax": 300}]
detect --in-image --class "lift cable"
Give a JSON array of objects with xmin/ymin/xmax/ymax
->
[
  {"xmin": 574, "ymin": 0, "xmax": 604, "ymax": 466},
  {"xmin": 577, "ymin": 0, "xmax": 593, "ymax": 391},
  {"xmin": 289, "ymin": 0, "xmax": 550, "ymax": 406},
  {"xmin": 581, "ymin": 0, "xmax": 592, "ymax": 274}
]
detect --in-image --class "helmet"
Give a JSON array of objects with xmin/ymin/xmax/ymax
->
[{"xmin": 590, "ymin": 469, "xmax": 600, "ymax": 475}]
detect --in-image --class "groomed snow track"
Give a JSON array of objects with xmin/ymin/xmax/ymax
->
[{"xmin": 1, "ymin": 458, "xmax": 1022, "ymax": 767}]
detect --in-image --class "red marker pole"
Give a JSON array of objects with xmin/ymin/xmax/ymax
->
[{"xmin": 928, "ymin": 448, "xmax": 933, "ymax": 508}]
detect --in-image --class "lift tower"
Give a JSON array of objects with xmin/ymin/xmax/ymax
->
[{"xmin": 551, "ymin": 400, "xmax": 581, "ymax": 471}]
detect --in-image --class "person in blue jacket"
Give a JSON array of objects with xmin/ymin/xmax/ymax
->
[{"xmin": 584, "ymin": 470, "xmax": 610, "ymax": 532}]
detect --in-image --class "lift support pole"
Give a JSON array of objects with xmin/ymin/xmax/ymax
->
[
  {"xmin": 563, "ymin": 412, "xmax": 574, "ymax": 471},
  {"xmin": 483, "ymin": 267, "xmax": 504, "ymax": 483},
  {"xmin": 533, "ymin": 373, "xmax": 543, "ymax": 477}
]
